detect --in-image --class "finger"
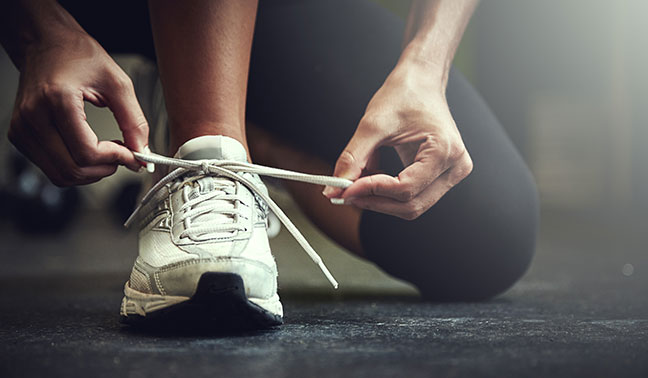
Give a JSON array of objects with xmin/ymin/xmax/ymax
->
[
  {"xmin": 339, "ymin": 134, "xmax": 453, "ymax": 201},
  {"xmin": 95, "ymin": 140, "xmax": 141, "ymax": 172},
  {"xmin": 341, "ymin": 158, "xmax": 447, "ymax": 202},
  {"xmin": 348, "ymin": 157, "xmax": 472, "ymax": 219},
  {"xmin": 341, "ymin": 136, "xmax": 472, "ymax": 202},
  {"xmin": 49, "ymin": 90, "xmax": 141, "ymax": 171},
  {"xmin": 102, "ymin": 73, "xmax": 149, "ymax": 154},
  {"xmin": 323, "ymin": 126, "xmax": 382, "ymax": 198},
  {"xmin": 44, "ymin": 134, "xmax": 120, "ymax": 186},
  {"xmin": 28, "ymin": 115, "xmax": 120, "ymax": 186},
  {"xmin": 348, "ymin": 170, "xmax": 454, "ymax": 220}
]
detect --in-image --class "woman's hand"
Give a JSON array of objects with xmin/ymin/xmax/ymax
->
[
  {"xmin": 323, "ymin": 62, "xmax": 473, "ymax": 220},
  {"xmin": 8, "ymin": 30, "xmax": 148, "ymax": 186}
]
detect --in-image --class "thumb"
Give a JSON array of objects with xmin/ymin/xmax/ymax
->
[
  {"xmin": 104, "ymin": 77, "xmax": 150, "ymax": 154},
  {"xmin": 323, "ymin": 128, "xmax": 382, "ymax": 198}
]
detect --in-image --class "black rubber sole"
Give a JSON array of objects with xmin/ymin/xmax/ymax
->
[{"xmin": 120, "ymin": 272, "xmax": 283, "ymax": 332}]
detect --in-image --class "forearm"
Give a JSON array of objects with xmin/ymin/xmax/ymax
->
[
  {"xmin": 148, "ymin": 0, "xmax": 258, "ymax": 152},
  {"xmin": 0, "ymin": 0, "xmax": 86, "ymax": 70},
  {"xmin": 399, "ymin": 0, "xmax": 479, "ymax": 89}
]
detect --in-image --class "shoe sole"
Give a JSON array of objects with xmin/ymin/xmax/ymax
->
[{"xmin": 120, "ymin": 272, "xmax": 283, "ymax": 331}]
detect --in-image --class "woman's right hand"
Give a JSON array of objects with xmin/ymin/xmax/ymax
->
[{"xmin": 8, "ymin": 30, "xmax": 149, "ymax": 186}]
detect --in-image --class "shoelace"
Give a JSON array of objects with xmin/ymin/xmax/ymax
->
[
  {"xmin": 124, "ymin": 151, "xmax": 353, "ymax": 289},
  {"xmin": 176, "ymin": 176, "xmax": 245, "ymax": 240}
]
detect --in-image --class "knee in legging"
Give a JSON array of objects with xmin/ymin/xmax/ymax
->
[{"xmin": 361, "ymin": 172, "xmax": 539, "ymax": 301}]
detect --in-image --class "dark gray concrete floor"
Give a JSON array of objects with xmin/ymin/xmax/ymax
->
[{"xmin": 0, "ymin": 208, "xmax": 647, "ymax": 378}]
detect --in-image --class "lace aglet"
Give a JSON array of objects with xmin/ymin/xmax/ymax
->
[
  {"xmin": 123, "ymin": 213, "xmax": 135, "ymax": 228},
  {"xmin": 319, "ymin": 262, "xmax": 339, "ymax": 289},
  {"xmin": 124, "ymin": 202, "xmax": 144, "ymax": 228}
]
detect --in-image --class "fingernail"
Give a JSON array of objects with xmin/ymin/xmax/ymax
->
[
  {"xmin": 322, "ymin": 186, "xmax": 333, "ymax": 197},
  {"xmin": 330, "ymin": 197, "xmax": 355, "ymax": 206},
  {"xmin": 143, "ymin": 146, "xmax": 155, "ymax": 173}
]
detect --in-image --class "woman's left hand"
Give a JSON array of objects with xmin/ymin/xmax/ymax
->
[{"xmin": 323, "ymin": 62, "xmax": 473, "ymax": 220}]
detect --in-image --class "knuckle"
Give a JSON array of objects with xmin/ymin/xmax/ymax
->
[
  {"xmin": 336, "ymin": 149, "xmax": 357, "ymax": 169},
  {"xmin": 412, "ymin": 203, "xmax": 425, "ymax": 217},
  {"xmin": 63, "ymin": 166, "xmax": 86, "ymax": 184},
  {"xmin": 462, "ymin": 157, "xmax": 474, "ymax": 176},
  {"xmin": 452, "ymin": 156, "xmax": 474, "ymax": 183},
  {"xmin": 449, "ymin": 142, "xmax": 467, "ymax": 161},
  {"xmin": 111, "ymin": 73, "xmax": 134, "ymax": 93},
  {"xmin": 402, "ymin": 210, "xmax": 419, "ymax": 221},
  {"xmin": 403, "ymin": 201, "xmax": 424, "ymax": 220},
  {"xmin": 358, "ymin": 114, "xmax": 385, "ymax": 135},
  {"xmin": 424, "ymin": 135, "xmax": 450, "ymax": 157},
  {"xmin": 358, "ymin": 114, "xmax": 378, "ymax": 128},
  {"xmin": 397, "ymin": 186, "xmax": 416, "ymax": 202},
  {"xmin": 106, "ymin": 148, "xmax": 120, "ymax": 163},
  {"xmin": 127, "ymin": 115, "xmax": 149, "ymax": 134},
  {"xmin": 41, "ymin": 83, "xmax": 74, "ymax": 105},
  {"xmin": 423, "ymin": 134, "xmax": 465, "ymax": 163},
  {"xmin": 16, "ymin": 101, "xmax": 37, "ymax": 122},
  {"xmin": 70, "ymin": 168, "xmax": 86, "ymax": 183},
  {"xmin": 75, "ymin": 149, "xmax": 98, "ymax": 167},
  {"xmin": 422, "ymin": 133, "xmax": 444, "ymax": 148}
]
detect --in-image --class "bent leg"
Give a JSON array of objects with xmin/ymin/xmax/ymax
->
[
  {"xmin": 248, "ymin": 0, "xmax": 538, "ymax": 300},
  {"xmin": 360, "ymin": 69, "xmax": 539, "ymax": 301}
]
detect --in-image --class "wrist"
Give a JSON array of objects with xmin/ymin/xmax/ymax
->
[
  {"xmin": 388, "ymin": 53, "xmax": 448, "ymax": 100},
  {"xmin": 396, "ymin": 38, "xmax": 453, "ymax": 90}
]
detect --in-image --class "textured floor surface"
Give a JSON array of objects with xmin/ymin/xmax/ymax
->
[{"xmin": 0, "ymin": 204, "xmax": 647, "ymax": 378}]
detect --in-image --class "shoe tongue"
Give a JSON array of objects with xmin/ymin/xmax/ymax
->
[
  {"xmin": 174, "ymin": 135, "xmax": 247, "ymax": 162},
  {"xmin": 175, "ymin": 136, "xmax": 246, "ymax": 195}
]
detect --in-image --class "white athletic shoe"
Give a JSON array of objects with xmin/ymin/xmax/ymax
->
[
  {"xmin": 120, "ymin": 136, "xmax": 283, "ymax": 329},
  {"xmin": 120, "ymin": 135, "xmax": 349, "ymax": 330}
]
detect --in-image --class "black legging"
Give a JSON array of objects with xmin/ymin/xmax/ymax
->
[{"xmin": 61, "ymin": 0, "xmax": 539, "ymax": 301}]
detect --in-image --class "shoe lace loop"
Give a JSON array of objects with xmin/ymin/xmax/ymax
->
[
  {"xmin": 125, "ymin": 151, "xmax": 352, "ymax": 289},
  {"xmin": 177, "ymin": 177, "xmax": 245, "ymax": 241}
]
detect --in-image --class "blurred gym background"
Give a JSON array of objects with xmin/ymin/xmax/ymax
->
[{"xmin": 0, "ymin": 0, "xmax": 645, "ymax": 293}]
